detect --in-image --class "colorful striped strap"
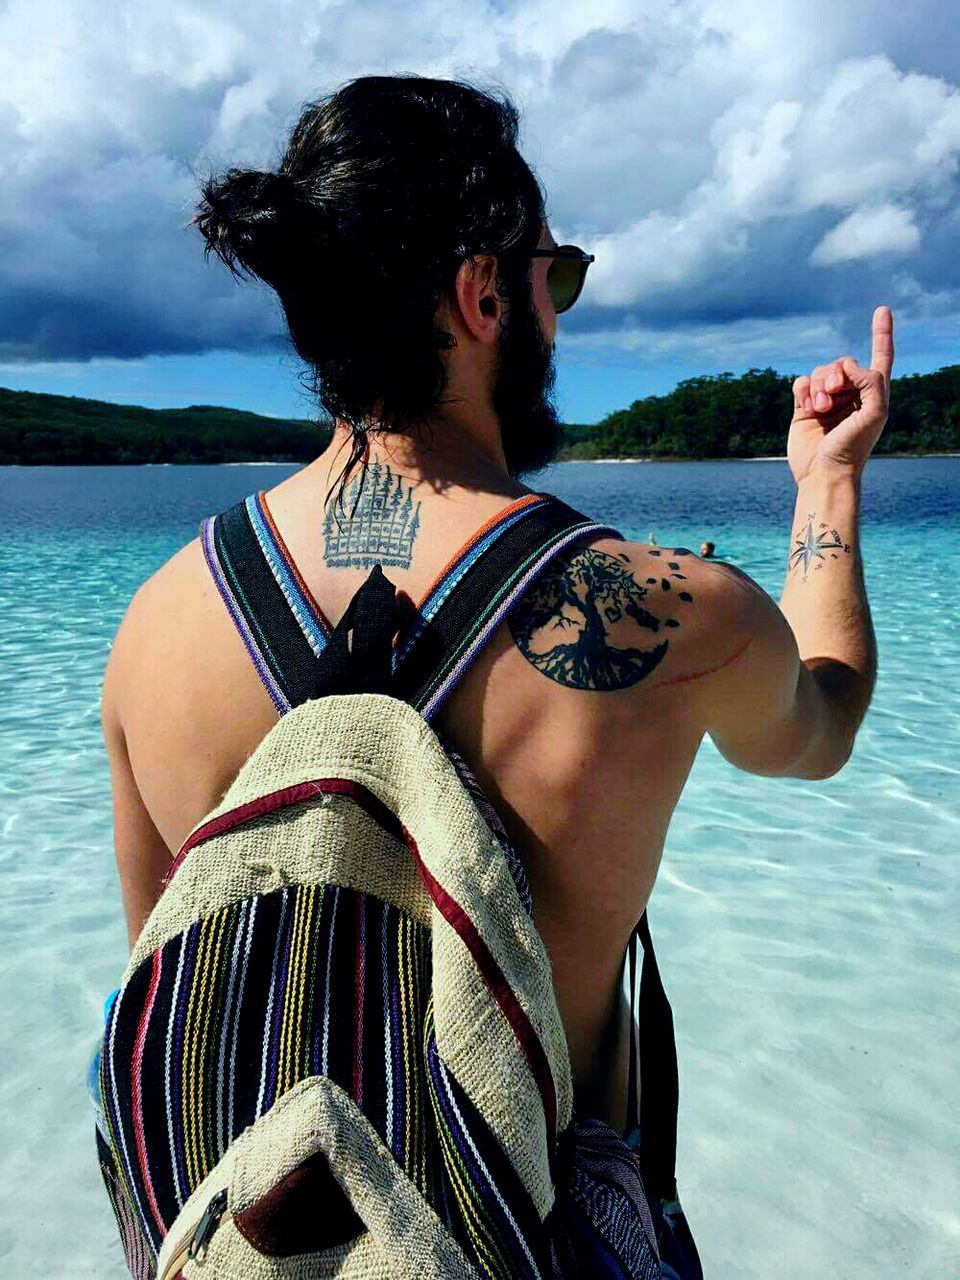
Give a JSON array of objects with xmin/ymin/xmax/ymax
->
[
  {"xmin": 201, "ymin": 498, "xmax": 324, "ymax": 714},
  {"xmin": 390, "ymin": 498, "xmax": 619, "ymax": 718},
  {"xmin": 200, "ymin": 490, "xmax": 617, "ymax": 717}
]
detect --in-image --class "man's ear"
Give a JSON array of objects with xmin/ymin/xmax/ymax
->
[{"xmin": 452, "ymin": 254, "xmax": 502, "ymax": 344}]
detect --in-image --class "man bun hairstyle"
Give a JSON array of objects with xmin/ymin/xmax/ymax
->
[
  {"xmin": 194, "ymin": 170, "xmax": 308, "ymax": 285},
  {"xmin": 192, "ymin": 75, "xmax": 546, "ymax": 505}
]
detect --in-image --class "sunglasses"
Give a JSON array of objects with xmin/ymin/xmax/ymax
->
[{"xmin": 530, "ymin": 245, "xmax": 595, "ymax": 313}]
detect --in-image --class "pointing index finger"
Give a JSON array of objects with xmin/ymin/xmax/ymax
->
[{"xmin": 871, "ymin": 305, "xmax": 894, "ymax": 384}]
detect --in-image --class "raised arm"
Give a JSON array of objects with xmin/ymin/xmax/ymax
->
[{"xmin": 702, "ymin": 307, "xmax": 893, "ymax": 779}]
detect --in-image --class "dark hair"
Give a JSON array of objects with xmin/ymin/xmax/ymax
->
[{"xmin": 192, "ymin": 75, "xmax": 546, "ymax": 504}]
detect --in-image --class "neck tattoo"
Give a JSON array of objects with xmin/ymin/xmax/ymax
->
[{"xmin": 323, "ymin": 461, "xmax": 422, "ymax": 570}]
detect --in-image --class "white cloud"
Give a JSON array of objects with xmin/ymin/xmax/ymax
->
[
  {"xmin": 124, "ymin": 8, "xmax": 247, "ymax": 90},
  {"xmin": 790, "ymin": 56, "xmax": 960, "ymax": 212},
  {"xmin": 810, "ymin": 204, "xmax": 921, "ymax": 267},
  {"xmin": 713, "ymin": 100, "xmax": 803, "ymax": 217},
  {"xmin": 561, "ymin": 313, "xmax": 846, "ymax": 366},
  {"xmin": 0, "ymin": 0, "xmax": 957, "ymax": 368},
  {"xmin": 586, "ymin": 207, "xmax": 749, "ymax": 305},
  {"xmin": 571, "ymin": 54, "xmax": 960, "ymax": 312}
]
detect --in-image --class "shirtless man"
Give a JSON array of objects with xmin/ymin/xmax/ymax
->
[{"xmin": 101, "ymin": 76, "xmax": 891, "ymax": 1141}]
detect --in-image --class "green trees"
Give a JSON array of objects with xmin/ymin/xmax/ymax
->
[
  {"xmin": 0, "ymin": 365, "xmax": 956, "ymax": 464},
  {"xmin": 559, "ymin": 365, "xmax": 960, "ymax": 460},
  {"xmin": 0, "ymin": 390, "xmax": 330, "ymax": 464}
]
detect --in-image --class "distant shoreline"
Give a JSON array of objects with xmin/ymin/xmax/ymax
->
[
  {"xmin": 141, "ymin": 451, "xmax": 956, "ymax": 469},
  {"xmin": 557, "ymin": 455, "xmax": 792, "ymax": 463},
  {"xmin": 5, "ymin": 452, "xmax": 958, "ymax": 467},
  {"xmin": 4, "ymin": 368, "xmax": 957, "ymax": 465},
  {"xmin": 169, "ymin": 451, "xmax": 960, "ymax": 466},
  {"xmin": 558, "ymin": 452, "xmax": 960, "ymax": 464},
  {"xmin": 554, "ymin": 365, "xmax": 960, "ymax": 462}
]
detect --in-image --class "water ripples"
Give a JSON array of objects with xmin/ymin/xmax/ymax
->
[{"xmin": 1, "ymin": 460, "xmax": 958, "ymax": 1277}]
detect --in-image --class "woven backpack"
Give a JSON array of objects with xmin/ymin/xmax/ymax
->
[{"xmin": 95, "ymin": 493, "xmax": 702, "ymax": 1279}]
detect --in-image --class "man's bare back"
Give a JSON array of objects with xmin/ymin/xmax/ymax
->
[
  {"xmin": 102, "ymin": 370, "xmax": 886, "ymax": 1137},
  {"xmin": 102, "ymin": 448, "xmax": 750, "ymax": 1128},
  {"xmin": 92, "ymin": 78, "xmax": 893, "ymax": 1280},
  {"xmin": 100, "ymin": 77, "xmax": 893, "ymax": 1137}
]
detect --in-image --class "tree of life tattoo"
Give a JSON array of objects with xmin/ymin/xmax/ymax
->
[
  {"xmin": 788, "ymin": 513, "xmax": 852, "ymax": 580},
  {"xmin": 323, "ymin": 460, "xmax": 422, "ymax": 570},
  {"xmin": 508, "ymin": 546, "xmax": 696, "ymax": 690}
]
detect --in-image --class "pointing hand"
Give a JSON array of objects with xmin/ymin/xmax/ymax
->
[{"xmin": 788, "ymin": 306, "xmax": 894, "ymax": 484}]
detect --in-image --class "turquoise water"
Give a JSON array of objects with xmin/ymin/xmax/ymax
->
[{"xmin": 0, "ymin": 459, "xmax": 957, "ymax": 1277}]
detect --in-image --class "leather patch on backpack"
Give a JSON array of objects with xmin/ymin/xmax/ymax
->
[{"xmin": 233, "ymin": 1150, "xmax": 366, "ymax": 1256}]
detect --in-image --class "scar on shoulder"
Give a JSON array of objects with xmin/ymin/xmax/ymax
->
[{"xmin": 648, "ymin": 635, "xmax": 753, "ymax": 689}]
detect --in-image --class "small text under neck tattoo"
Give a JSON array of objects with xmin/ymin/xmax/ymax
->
[{"xmin": 323, "ymin": 461, "xmax": 422, "ymax": 570}]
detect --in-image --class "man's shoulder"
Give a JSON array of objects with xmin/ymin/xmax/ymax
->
[
  {"xmin": 115, "ymin": 534, "xmax": 212, "ymax": 641},
  {"xmin": 534, "ymin": 530, "xmax": 737, "ymax": 626},
  {"xmin": 506, "ymin": 531, "xmax": 753, "ymax": 695},
  {"xmin": 101, "ymin": 534, "xmax": 222, "ymax": 722}
]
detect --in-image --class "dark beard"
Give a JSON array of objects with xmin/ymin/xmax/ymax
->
[{"xmin": 491, "ymin": 290, "xmax": 563, "ymax": 477}]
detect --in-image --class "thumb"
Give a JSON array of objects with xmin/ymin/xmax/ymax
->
[{"xmin": 838, "ymin": 356, "xmax": 888, "ymax": 416}]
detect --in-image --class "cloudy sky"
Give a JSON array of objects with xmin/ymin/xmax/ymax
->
[{"xmin": 0, "ymin": 0, "xmax": 958, "ymax": 423}]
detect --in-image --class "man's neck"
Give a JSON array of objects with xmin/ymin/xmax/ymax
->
[{"xmin": 319, "ymin": 416, "xmax": 520, "ymax": 497}]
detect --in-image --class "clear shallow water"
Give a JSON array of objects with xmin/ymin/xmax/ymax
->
[{"xmin": 0, "ymin": 459, "xmax": 957, "ymax": 1278}]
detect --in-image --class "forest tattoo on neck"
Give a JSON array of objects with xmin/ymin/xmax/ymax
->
[
  {"xmin": 789, "ymin": 512, "xmax": 851, "ymax": 580},
  {"xmin": 323, "ymin": 461, "xmax": 422, "ymax": 570},
  {"xmin": 508, "ymin": 546, "xmax": 695, "ymax": 690}
]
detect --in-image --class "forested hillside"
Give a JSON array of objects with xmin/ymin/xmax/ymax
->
[
  {"xmin": 0, "ymin": 390, "xmax": 328, "ymax": 464},
  {"xmin": 1, "ymin": 365, "xmax": 956, "ymax": 464},
  {"xmin": 561, "ymin": 365, "xmax": 960, "ymax": 459}
]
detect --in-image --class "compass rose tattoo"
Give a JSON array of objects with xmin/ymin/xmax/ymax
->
[{"xmin": 789, "ymin": 513, "xmax": 851, "ymax": 580}]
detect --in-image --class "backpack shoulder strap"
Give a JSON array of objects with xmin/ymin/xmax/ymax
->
[
  {"xmin": 200, "ymin": 498, "xmax": 326, "ymax": 713},
  {"xmin": 202, "ymin": 491, "xmax": 618, "ymax": 715},
  {"xmin": 392, "ymin": 495, "xmax": 619, "ymax": 718},
  {"xmin": 631, "ymin": 910, "xmax": 681, "ymax": 1203}
]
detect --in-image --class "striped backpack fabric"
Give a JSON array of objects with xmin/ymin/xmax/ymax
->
[{"xmin": 94, "ymin": 492, "xmax": 703, "ymax": 1279}]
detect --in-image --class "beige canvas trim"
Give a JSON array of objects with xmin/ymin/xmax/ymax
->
[
  {"xmin": 193, "ymin": 695, "xmax": 572, "ymax": 1124},
  {"xmin": 128, "ymin": 798, "xmax": 426, "ymax": 978},
  {"xmin": 133, "ymin": 693, "xmax": 573, "ymax": 1217},
  {"xmin": 431, "ymin": 919, "xmax": 555, "ymax": 1210},
  {"xmin": 167, "ymin": 1076, "xmax": 480, "ymax": 1280}
]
